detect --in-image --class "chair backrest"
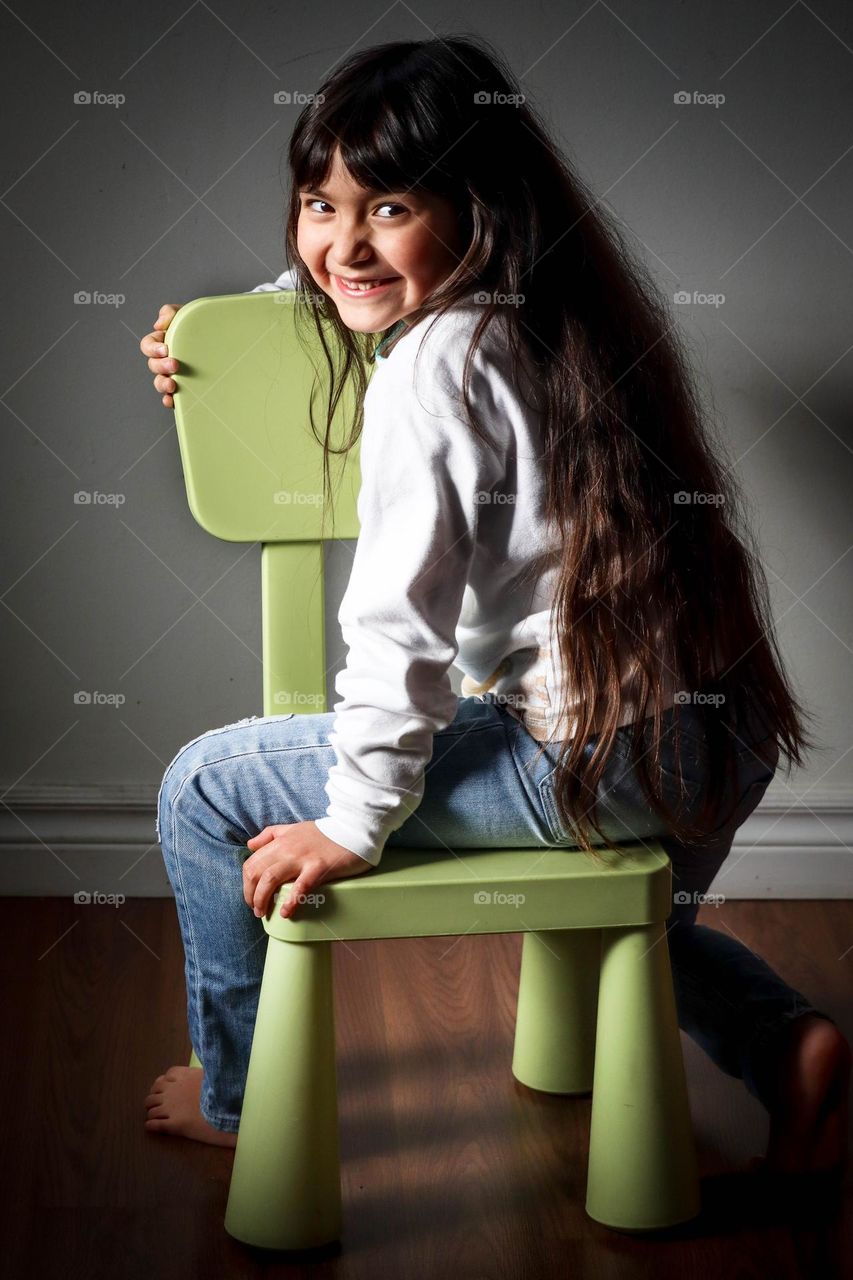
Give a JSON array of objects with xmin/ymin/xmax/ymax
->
[{"xmin": 167, "ymin": 291, "xmax": 371, "ymax": 717}]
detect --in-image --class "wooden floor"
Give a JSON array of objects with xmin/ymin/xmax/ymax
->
[{"xmin": 2, "ymin": 898, "xmax": 850, "ymax": 1279}]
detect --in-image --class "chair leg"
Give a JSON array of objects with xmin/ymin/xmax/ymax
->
[
  {"xmin": 224, "ymin": 937, "xmax": 342, "ymax": 1250},
  {"xmin": 585, "ymin": 922, "xmax": 700, "ymax": 1231},
  {"xmin": 512, "ymin": 929, "xmax": 600, "ymax": 1094}
]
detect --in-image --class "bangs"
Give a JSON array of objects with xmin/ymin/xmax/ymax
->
[{"xmin": 290, "ymin": 80, "xmax": 461, "ymax": 203}]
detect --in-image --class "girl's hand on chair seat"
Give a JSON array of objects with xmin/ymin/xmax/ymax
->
[
  {"xmin": 139, "ymin": 303, "xmax": 183, "ymax": 407},
  {"xmin": 242, "ymin": 820, "xmax": 372, "ymax": 920}
]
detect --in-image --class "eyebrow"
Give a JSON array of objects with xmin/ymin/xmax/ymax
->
[{"xmin": 299, "ymin": 185, "xmax": 405, "ymax": 201}]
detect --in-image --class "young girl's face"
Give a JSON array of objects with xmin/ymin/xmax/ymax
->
[{"xmin": 296, "ymin": 147, "xmax": 464, "ymax": 331}]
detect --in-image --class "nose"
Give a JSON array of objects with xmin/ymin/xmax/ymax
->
[{"xmin": 326, "ymin": 219, "xmax": 378, "ymax": 275}]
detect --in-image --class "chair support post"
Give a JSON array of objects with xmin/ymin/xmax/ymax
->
[
  {"xmin": 512, "ymin": 928, "xmax": 600, "ymax": 1094},
  {"xmin": 585, "ymin": 921, "xmax": 700, "ymax": 1230},
  {"xmin": 225, "ymin": 936, "xmax": 342, "ymax": 1250},
  {"xmin": 262, "ymin": 541, "xmax": 327, "ymax": 717}
]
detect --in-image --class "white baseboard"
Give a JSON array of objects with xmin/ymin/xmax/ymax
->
[{"xmin": 0, "ymin": 782, "xmax": 850, "ymax": 898}]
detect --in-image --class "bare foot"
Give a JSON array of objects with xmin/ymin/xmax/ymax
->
[
  {"xmin": 749, "ymin": 1014, "xmax": 851, "ymax": 1180},
  {"xmin": 144, "ymin": 1065, "xmax": 238, "ymax": 1148}
]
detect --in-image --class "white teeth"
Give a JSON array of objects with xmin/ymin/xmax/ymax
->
[{"xmin": 340, "ymin": 277, "xmax": 390, "ymax": 290}]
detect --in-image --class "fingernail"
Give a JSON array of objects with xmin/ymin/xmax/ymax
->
[{"xmin": 157, "ymin": 345, "xmax": 167, "ymax": 355}]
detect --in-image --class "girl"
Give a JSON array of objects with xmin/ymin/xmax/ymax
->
[{"xmin": 141, "ymin": 35, "xmax": 850, "ymax": 1182}]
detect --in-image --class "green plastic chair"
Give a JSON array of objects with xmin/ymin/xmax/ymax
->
[{"xmin": 165, "ymin": 289, "xmax": 700, "ymax": 1250}]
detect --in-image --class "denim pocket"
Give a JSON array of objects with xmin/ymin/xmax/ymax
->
[
  {"xmin": 537, "ymin": 748, "xmax": 763, "ymax": 848},
  {"xmin": 538, "ymin": 767, "xmax": 571, "ymax": 844},
  {"xmin": 536, "ymin": 752, "xmax": 704, "ymax": 847},
  {"xmin": 534, "ymin": 712, "xmax": 777, "ymax": 847}
]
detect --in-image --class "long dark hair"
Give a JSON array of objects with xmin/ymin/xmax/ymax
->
[{"xmin": 279, "ymin": 32, "xmax": 816, "ymax": 857}]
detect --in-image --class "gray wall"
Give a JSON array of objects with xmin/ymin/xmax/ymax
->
[{"xmin": 2, "ymin": 1, "xmax": 851, "ymax": 896}]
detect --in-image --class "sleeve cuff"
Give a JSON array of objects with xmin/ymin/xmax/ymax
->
[{"xmin": 314, "ymin": 815, "xmax": 384, "ymax": 867}]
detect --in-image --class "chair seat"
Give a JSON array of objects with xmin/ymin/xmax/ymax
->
[{"xmin": 263, "ymin": 840, "xmax": 671, "ymax": 942}]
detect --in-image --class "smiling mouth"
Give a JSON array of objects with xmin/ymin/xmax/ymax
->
[{"xmin": 333, "ymin": 274, "xmax": 401, "ymax": 296}]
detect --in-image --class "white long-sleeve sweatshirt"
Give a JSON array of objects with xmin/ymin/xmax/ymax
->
[{"xmin": 247, "ymin": 269, "xmax": 678, "ymax": 864}]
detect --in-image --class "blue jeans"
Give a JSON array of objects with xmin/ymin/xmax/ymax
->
[{"xmin": 155, "ymin": 692, "xmax": 831, "ymax": 1132}]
